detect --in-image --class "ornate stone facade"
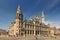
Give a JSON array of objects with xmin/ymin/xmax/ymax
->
[{"xmin": 9, "ymin": 4, "xmax": 54, "ymax": 37}]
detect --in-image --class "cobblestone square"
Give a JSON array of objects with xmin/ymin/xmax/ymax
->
[{"xmin": 0, "ymin": 36, "xmax": 60, "ymax": 40}]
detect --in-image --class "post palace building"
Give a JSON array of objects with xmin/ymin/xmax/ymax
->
[{"xmin": 9, "ymin": 5, "xmax": 56, "ymax": 37}]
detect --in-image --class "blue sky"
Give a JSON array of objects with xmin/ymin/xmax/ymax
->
[{"xmin": 0, "ymin": 0, "xmax": 60, "ymax": 30}]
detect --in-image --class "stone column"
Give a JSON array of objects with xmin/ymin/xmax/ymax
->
[{"xmin": 33, "ymin": 22, "xmax": 36, "ymax": 36}]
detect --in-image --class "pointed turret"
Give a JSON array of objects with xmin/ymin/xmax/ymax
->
[
  {"xmin": 42, "ymin": 11, "xmax": 45, "ymax": 24},
  {"xmin": 17, "ymin": 4, "xmax": 21, "ymax": 14}
]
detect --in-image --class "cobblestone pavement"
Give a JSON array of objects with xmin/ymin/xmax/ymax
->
[{"xmin": 0, "ymin": 36, "xmax": 60, "ymax": 40}]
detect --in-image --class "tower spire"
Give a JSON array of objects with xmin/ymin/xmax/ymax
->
[
  {"xmin": 42, "ymin": 11, "xmax": 45, "ymax": 24},
  {"xmin": 15, "ymin": 4, "xmax": 23, "ymax": 36},
  {"xmin": 16, "ymin": 4, "xmax": 23, "ymax": 19},
  {"xmin": 17, "ymin": 4, "xmax": 21, "ymax": 14}
]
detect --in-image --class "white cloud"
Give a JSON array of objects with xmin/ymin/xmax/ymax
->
[
  {"xmin": 46, "ymin": 0, "xmax": 60, "ymax": 10},
  {"xmin": 45, "ymin": 21, "xmax": 60, "ymax": 28}
]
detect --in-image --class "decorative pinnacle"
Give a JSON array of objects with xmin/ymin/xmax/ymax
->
[{"xmin": 36, "ymin": 13, "xmax": 39, "ymax": 19}]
